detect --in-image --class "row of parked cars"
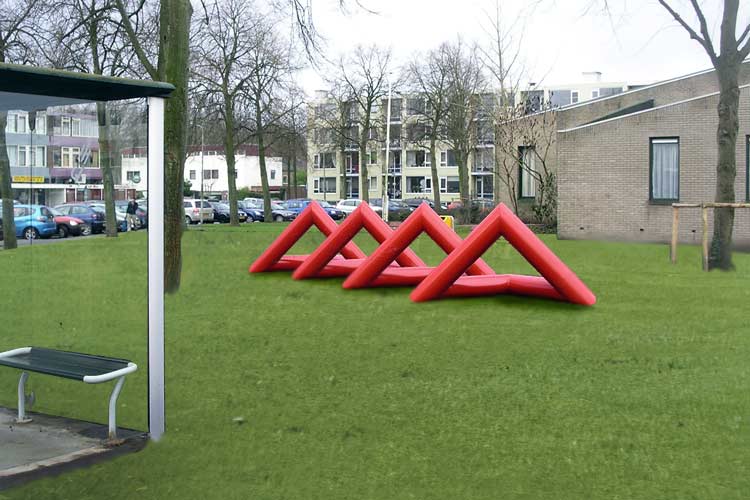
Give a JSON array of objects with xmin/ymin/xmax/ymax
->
[
  {"xmin": 183, "ymin": 196, "xmax": 481, "ymax": 226},
  {"xmin": 0, "ymin": 199, "xmax": 148, "ymax": 241}
]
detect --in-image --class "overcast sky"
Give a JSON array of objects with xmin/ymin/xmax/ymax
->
[{"xmin": 299, "ymin": 0, "xmax": 745, "ymax": 95}]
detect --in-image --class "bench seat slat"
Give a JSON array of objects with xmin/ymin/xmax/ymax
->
[{"xmin": 0, "ymin": 347, "xmax": 131, "ymax": 381}]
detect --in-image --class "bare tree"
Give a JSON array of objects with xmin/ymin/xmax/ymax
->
[
  {"xmin": 442, "ymin": 39, "xmax": 487, "ymax": 221},
  {"xmin": 0, "ymin": 0, "xmax": 48, "ymax": 249},
  {"xmin": 478, "ymin": 0, "xmax": 529, "ymax": 209},
  {"xmin": 312, "ymin": 83, "xmax": 361, "ymax": 198},
  {"xmin": 192, "ymin": 0, "xmax": 265, "ymax": 225},
  {"xmin": 333, "ymin": 45, "xmax": 392, "ymax": 203},
  {"xmin": 115, "ymin": 0, "xmax": 192, "ymax": 292},
  {"xmin": 655, "ymin": 0, "xmax": 750, "ymax": 270},
  {"xmin": 49, "ymin": 0, "xmax": 137, "ymax": 237},
  {"xmin": 241, "ymin": 16, "xmax": 303, "ymax": 221},
  {"xmin": 405, "ymin": 44, "xmax": 452, "ymax": 209}
]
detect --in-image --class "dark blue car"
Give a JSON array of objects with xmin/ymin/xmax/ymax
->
[
  {"xmin": 54, "ymin": 204, "xmax": 106, "ymax": 233},
  {"xmin": 285, "ymin": 199, "xmax": 344, "ymax": 220}
]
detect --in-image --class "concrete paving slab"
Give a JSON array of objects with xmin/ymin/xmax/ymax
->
[{"xmin": 0, "ymin": 407, "xmax": 147, "ymax": 491}]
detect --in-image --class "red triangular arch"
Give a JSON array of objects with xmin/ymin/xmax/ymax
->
[
  {"xmin": 249, "ymin": 202, "xmax": 365, "ymax": 273},
  {"xmin": 410, "ymin": 203, "xmax": 596, "ymax": 305},
  {"xmin": 342, "ymin": 204, "xmax": 495, "ymax": 289},
  {"xmin": 292, "ymin": 202, "xmax": 425, "ymax": 279}
]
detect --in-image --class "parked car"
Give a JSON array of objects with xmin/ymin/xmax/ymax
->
[
  {"xmin": 49, "ymin": 207, "xmax": 90, "ymax": 237},
  {"xmin": 336, "ymin": 198, "xmax": 382, "ymax": 215},
  {"xmin": 243, "ymin": 197, "xmax": 264, "ymax": 208},
  {"xmin": 237, "ymin": 201, "xmax": 263, "ymax": 222},
  {"xmin": 183, "ymin": 199, "xmax": 214, "ymax": 224},
  {"xmin": 10, "ymin": 205, "xmax": 58, "ymax": 240},
  {"xmin": 369, "ymin": 199, "xmax": 413, "ymax": 221},
  {"xmin": 209, "ymin": 202, "xmax": 248, "ymax": 223},
  {"xmin": 87, "ymin": 203, "xmax": 129, "ymax": 232},
  {"xmin": 403, "ymin": 198, "xmax": 435, "ymax": 210},
  {"xmin": 54, "ymin": 204, "xmax": 106, "ymax": 234},
  {"xmin": 284, "ymin": 199, "xmax": 345, "ymax": 220}
]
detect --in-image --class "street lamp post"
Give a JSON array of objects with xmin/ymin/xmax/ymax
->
[
  {"xmin": 382, "ymin": 78, "xmax": 392, "ymax": 223},
  {"xmin": 196, "ymin": 124, "xmax": 205, "ymax": 225}
]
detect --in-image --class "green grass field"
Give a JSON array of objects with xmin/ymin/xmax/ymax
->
[{"xmin": 1, "ymin": 225, "xmax": 749, "ymax": 499}]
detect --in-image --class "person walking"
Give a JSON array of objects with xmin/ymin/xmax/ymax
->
[{"xmin": 126, "ymin": 197, "xmax": 139, "ymax": 231}]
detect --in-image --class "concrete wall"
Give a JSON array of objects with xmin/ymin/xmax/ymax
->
[{"xmin": 557, "ymin": 88, "xmax": 750, "ymax": 246}]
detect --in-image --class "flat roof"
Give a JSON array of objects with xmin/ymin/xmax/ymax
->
[{"xmin": 0, "ymin": 63, "xmax": 174, "ymax": 103}]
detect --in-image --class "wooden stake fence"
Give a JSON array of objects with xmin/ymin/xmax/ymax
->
[{"xmin": 670, "ymin": 202, "xmax": 750, "ymax": 270}]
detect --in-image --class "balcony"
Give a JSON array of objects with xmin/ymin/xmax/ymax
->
[{"xmin": 345, "ymin": 165, "xmax": 360, "ymax": 175}]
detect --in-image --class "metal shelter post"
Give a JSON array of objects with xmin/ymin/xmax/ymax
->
[{"xmin": 147, "ymin": 96, "xmax": 166, "ymax": 441}]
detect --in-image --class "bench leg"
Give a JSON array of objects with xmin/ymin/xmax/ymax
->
[
  {"xmin": 16, "ymin": 372, "xmax": 33, "ymax": 423},
  {"xmin": 107, "ymin": 376, "xmax": 126, "ymax": 442}
]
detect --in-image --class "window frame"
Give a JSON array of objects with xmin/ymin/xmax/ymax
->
[
  {"xmin": 518, "ymin": 146, "xmax": 537, "ymax": 200},
  {"xmin": 649, "ymin": 137, "xmax": 680, "ymax": 204}
]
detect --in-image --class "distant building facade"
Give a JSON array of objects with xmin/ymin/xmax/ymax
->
[{"xmin": 122, "ymin": 144, "xmax": 283, "ymax": 198}]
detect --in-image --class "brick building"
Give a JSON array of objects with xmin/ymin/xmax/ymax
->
[{"xmin": 496, "ymin": 62, "xmax": 750, "ymax": 246}]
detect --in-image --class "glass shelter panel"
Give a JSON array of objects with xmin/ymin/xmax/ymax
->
[{"xmin": 0, "ymin": 92, "xmax": 149, "ymax": 430}]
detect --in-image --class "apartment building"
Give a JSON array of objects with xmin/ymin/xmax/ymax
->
[
  {"xmin": 307, "ymin": 93, "xmax": 495, "ymax": 203},
  {"xmin": 519, "ymin": 72, "xmax": 635, "ymax": 113},
  {"xmin": 121, "ymin": 144, "xmax": 283, "ymax": 198}
]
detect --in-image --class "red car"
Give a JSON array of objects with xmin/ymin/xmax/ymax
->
[{"xmin": 50, "ymin": 208, "xmax": 91, "ymax": 238}]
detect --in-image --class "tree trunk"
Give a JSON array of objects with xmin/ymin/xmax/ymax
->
[
  {"xmin": 708, "ymin": 61, "xmax": 740, "ymax": 270},
  {"xmin": 96, "ymin": 102, "xmax": 118, "ymax": 237},
  {"xmin": 256, "ymin": 102, "xmax": 272, "ymax": 222},
  {"xmin": 457, "ymin": 149, "xmax": 470, "ymax": 222},
  {"xmin": 0, "ymin": 112, "xmax": 18, "ymax": 249},
  {"xmin": 292, "ymin": 148, "xmax": 297, "ymax": 198},
  {"xmin": 161, "ymin": 0, "xmax": 193, "ymax": 293},
  {"xmin": 429, "ymin": 136, "xmax": 441, "ymax": 209},
  {"xmin": 223, "ymin": 97, "xmax": 239, "ymax": 226}
]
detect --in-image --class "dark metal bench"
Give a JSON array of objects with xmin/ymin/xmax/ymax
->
[{"xmin": 0, "ymin": 347, "xmax": 137, "ymax": 441}]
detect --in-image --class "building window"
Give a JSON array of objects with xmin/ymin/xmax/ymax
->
[
  {"xmin": 368, "ymin": 150, "xmax": 377, "ymax": 165},
  {"xmin": 406, "ymin": 150, "xmax": 429, "ymax": 167},
  {"xmin": 519, "ymin": 146, "xmax": 536, "ymax": 199},
  {"xmin": 345, "ymin": 152, "xmax": 359, "ymax": 174},
  {"xmin": 204, "ymin": 169, "xmax": 219, "ymax": 179},
  {"xmin": 127, "ymin": 171, "xmax": 141, "ymax": 182},
  {"xmin": 591, "ymin": 89, "xmax": 599, "ymax": 99},
  {"xmin": 369, "ymin": 176, "xmax": 378, "ymax": 191},
  {"xmin": 28, "ymin": 146, "xmax": 45, "ymax": 167},
  {"xmin": 571, "ymin": 91, "xmax": 579, "ymax": 104},
  {"xmin": 71, "ymin": 118, "xmax": 81, "ymax": 136},
  {"xmin": 270, "ymin": 170, "xmax": 276, "ymax": 180},
  {"xmin": 440, "ymin": 176, "xmax": 460, "ymax": 194},
  {"xmin": 388, "ymin": 151, "xmax": 402, "ymax": 173},
  {"xmin": 440, "ymin": 150, "xmax": 456, "ymax": 167},
  {"xmin": 189, "ymin": 170, "xmax": 196, "ymax": 180},
  {"xmin": 313, "ymin": 177, "xmax": 336, "ymax": 194},
  {"xmin": 314, "ymin": 152, "xmax": 335, "ymax": 169},
  {"xmin": 650, "ymin": 138, "xmax": 679, "ymax": 202},
  {"xmin": 62, "ymin": 116, "xmax": 71, "ymax": 136},
  {"xmin": 61, "ymin": 146, "xmax": 81, "ymax": 167},
  {"xmin": 406, "ymin": 176, "xmax": 431, "ymax": 193}
]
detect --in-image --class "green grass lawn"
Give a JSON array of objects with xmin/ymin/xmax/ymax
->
[{"xmin": 1, "ymin": 224, "xmax": 749, "ymax": 499}]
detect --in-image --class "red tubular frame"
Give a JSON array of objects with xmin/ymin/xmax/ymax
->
[
  {"xmin": 342, "ymin": 204, "xmax": 494, "ymax": 289},
  {"xmin": 410, "ymin": 203, "xmax": 596, "ymax": 305},
  {"xmin": 249, "ymin": 203, "xmax": 365, "ymax": 273},
  {"xmin": 292, "ymin": 203, "xmax": 425, "ymax": 280}
]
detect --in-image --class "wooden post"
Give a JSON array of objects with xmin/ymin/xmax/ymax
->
[
  {"xmin": 701, "ymin": 205, "xmax": 709, "ymax": 271},
  {"xmin": 670, "ymin": 206, "xmax": 679, "ymax": 264}
]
